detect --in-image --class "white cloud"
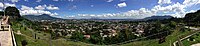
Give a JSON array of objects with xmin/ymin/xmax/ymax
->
[
  {"xmin": 5, "ymin": 3, "xmax": 16, "ymax": 7},
  {"xmin": 117, "ymin": 2, "xmax": 127, "ymax": 8},
  {"xmin": 183, "ymin": 0, "xmax": 200, "ymax": 7},
  {"xmin": 186, "ymin": 10, "xmax": 196, "ymax": 13},
  {"xmin": 158, "ymin": 0, "xmax": 172, "ymax": 4},
  {"xmin": 0, "ymin": 2, "xmax": 16, "ymax": 9},
  {"xmin": 107, "ymin": 0, "xmax": 113, "ymax": 2},
  {"xmin": 8, "ymin": 0, "xmax": 19, "ymax": 2},
  {"xmin": 152, "ymin": 2, "xmax": 187, "ymax": 18},
  {"xmin": 153, "ymin": 2, "xmax": 185, "ymax": 13},
  {"xmin": 20, "ymin": 5, "xmax": 58, "ymax": 16},
  {"xmin": 68, "ymin": 7, "xmax": 155, "ymax": 19},
  {"xmin": 24, "ymin": 0, "xmax": 28, "ymax": 2},
  {"xmin": 21, "ymin": 5, "xmax": 34, "ymax": 10},
  {"xmin": 90, "ymin": 5, "xmax": 94, "ymax": 7},
  {"xmin": 46, "ymin": 5, "xmax": 59, "ymax": 10},
  {"xmin": 53, "ymin": 0, "xmax": 59, "ymax": 1},
  {"xmin": 68, "ymin": 0, "xmax": 74, "ymax": 2},
  {"xmin": 50, "ymin": 13, "xmax": 59, "ymax": 16},
  {"xmin": 66, "ymin": 0, "xmax": 200, "ymax": 19},
  {"xmin": 70, "ymin": 0, "xmax": 200, "ymax": 19},
  {"xmin": 68, "ymin": 5, "xmax": 77, "ymax": 10},
  {"xmin": 34, "ymin": 4, "xmax": 59, "ymax": 10},
  {"xmin": 36, "ymin": 0, "xmax": 42, "ymax": 2},
  {"xmin": 120, "ymin": 0, "xmax": 125, "ymax": 1},
  {"xmin": 35, "ymin": 5, "xmax": 46, "ymax": 10},
  {"xmin": 0, "ymin": 3, "xmax": 4, "ymax": 8}
]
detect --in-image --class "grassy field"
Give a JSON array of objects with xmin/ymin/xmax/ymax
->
[
  {"xmin": 12, "ymin": 18, "xmax": 198, "ymax": 46},
  {"xmin": 182, "ymin": 32, "xmax": 200, "ymax": 46},
  {"xmin": 13, "ymin": 24, "xmax": 196, "ymax": 46},
  {"xmin": 14, "ymin": 28, "xmax": 89, "ymax": 46},
  {"xmin": 121, "ymin": 27, "xmax": 192, "ymax": 46},
  {"xmin": 11, "ymin": 19, "xmax": 92, "ymax": 46}
]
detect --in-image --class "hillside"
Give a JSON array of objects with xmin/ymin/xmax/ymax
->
[
  {"xmin": 144, "ymin": 15, "xmax": 173, "ymax": 20},
  {"xmin": 22, "ymin": 14, "xmax": 61, "ymax": 21}
]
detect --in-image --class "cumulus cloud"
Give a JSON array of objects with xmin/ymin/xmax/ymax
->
[
  {"xmin": 90, "ymin": 5, "xmax": 94, "ymax": 7},
  {"xmin": 67, "ymin": 0, "xmax": 200, "ymax": 19},
  {"xmin": 20, "ymin": 5, "xmax": 58, "ymax": 16},
  {"xmin": 21, "ymin": 5, "xmax": 34, "ymax": 10},
  {"xmin": 107, "ymin": 0, "xmax": 113, "ymax": 2},
  {"xmin": 0, "ymin": 3, "xmax": 4, "ymax": 8},
  {"xmin": 120, "ymin": 0, "xmax": 125, "ymax": 1},
  {"xmin": 68, "ymin": 0, "xmax": 74, "ymax": 2},
  {"xmin": 5, "ymin": 3, "xmax": 16, "ymax": 7},
  {"xmin": 0, "ymin": 2, "xmax": 16, "ymax": 10},
  {"xmin": 68, "ymin": 5, "xmax": 77, "ymax": 10},
  {"xmin": 34, "ymin": 4, "xmax": 59, "ymax": 10},
  {"xmin": 117, "ymin": 2, "xmax": 127, "ymax": 8},
  {"xmin": 36, "ymin": 0, "xmax": 42, "ymax": 2},
  {"xmin": 158, "ymin": 0, "xmax": 172, "ymax": 4},
  {"xmin": 35, "ymin": 5, "xmax": 46, "ymax": 10},
  {"xmin": 186, "ymin": 10, "xmax": 197, "ymax": 13},
  {"xmin": 66, "ymin": 7, "xmax": 155, "ymax": 19},
  {"xmin": 183, "ymin": 0, "xmax": 200, "ymax": 7},
  {"xmin": 8, "ymin": 0, "xmax": 19, "ymax": 2},
  {"xmin": 151, "ymin": 2, "xmax": 187, "ymax": 17},
  {"xmin": 46, "ymin": 5, "xmax": 59, "ymax": 10},
  {"xmin": 53, "ymin": 0, "xmax": 59, "ymax": 1},
  {"xmin": 24, "ymin": 0, "xmax": 28, "ymax": 2},
  {"xmin": 153, "ymin": 0, "xmax": 200, "ymax": 18},
  {"xmin": 152, "ymin": 2, "xmax": 185, "ymax": 13}
]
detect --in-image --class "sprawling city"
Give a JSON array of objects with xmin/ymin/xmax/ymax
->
[{"xmin": 0, "ymin": 0, "xmax": 200, "ymax": 46}]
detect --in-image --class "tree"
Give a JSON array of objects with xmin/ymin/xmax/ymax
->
[
  {"xmin": 184, "ymin": 10, "xmax": 200, "ymax": 25},
  {"xmin": 5, "ymin": 6, "xmax": 21, "ymax": 19},
  {"xmin": 21, "ymin": 40, "xmax": 28, "ymax": 46},
  {"xmin": 70, "ymin": 31, "xmax": 84, "ymax": 41},
  {"xmin": 169, "ymin": 21, "xmax": 176, "ymax": 28}
]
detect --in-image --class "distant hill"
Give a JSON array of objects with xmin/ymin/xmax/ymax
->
[
  {"xmin": 0, "ymin": 11, "xmax": 4, "ymax": 15},
  {"xmin": 22, "ymin": 14, "xmax": 174, "ymax": 21},
  {"xmin": 84, "ymin": 15, "xmax": 173, "ymax": 21},
  {"xmin": 184, "ymin": 10, "xmax": 200, "ymax": 22},
  {"xmin": 144, "ymin": 15, "xmax": 173, "ymax": 21},
  {"xmin": 22, "ymin": 14, "xmax": 61, "ymax": 21}
]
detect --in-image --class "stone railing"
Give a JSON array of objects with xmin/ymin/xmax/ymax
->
[{"xmin": 0, "ymin": 24, "xmax": 17, "ymax": 46}]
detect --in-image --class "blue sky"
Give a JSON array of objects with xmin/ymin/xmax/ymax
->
[{"xmin": 0, "ymin": 0, "xmax": 200, "ymax": 19}]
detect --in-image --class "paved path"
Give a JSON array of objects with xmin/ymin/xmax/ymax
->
[
  {"xmin": 173, "ymin": 26, "xmax": 200, "ymax": 46},
  {"xmin": 191, "ymin": 43, "xmax": 200, "ymax": 46},
  {"xmin": 0, "ymin": 31, "xmax": 13, "ymax": 46},
  {"xmin": 0, "ymin": 25, "xmax": 16, "ymax": 46}
]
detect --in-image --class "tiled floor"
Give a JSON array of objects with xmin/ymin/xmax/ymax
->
[{"xmin": 0, "ymin": 31, "xmax": 13, "ymax": 46}]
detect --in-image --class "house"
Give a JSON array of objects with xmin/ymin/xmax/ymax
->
[{"xmin": 84, "ymin": 35, "xmax": 90, "ymax": 39}]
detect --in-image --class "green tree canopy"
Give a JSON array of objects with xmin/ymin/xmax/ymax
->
[
  {"xmin": 5, "ymin": 6, "xmax": 21, "ymax": 18},
  {"xmin": 184, "ymin": 10, "xmax": 200, "ymax": 22}
]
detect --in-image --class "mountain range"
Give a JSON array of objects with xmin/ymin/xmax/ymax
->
[
  {"xmin": 22, "ymin": 14, "xmax": 61, "ymax": 21},
  {"xmin": 22, "ymin": 14, "xmax": 173, "ymax": 21}
]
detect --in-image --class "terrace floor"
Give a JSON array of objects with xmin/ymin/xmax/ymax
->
[{"xmin": 0, "ymin": 29, "xmax": 13, "ymax": 46}]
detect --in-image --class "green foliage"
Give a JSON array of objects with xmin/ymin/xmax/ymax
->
[
  {"xmin": 169, "ymin": 21, "xmax": 176, "ymax": 28},
  {"xmin": 5, "ymin": 6, "xmax": 21, "ymax": 17},
  {"xmin": 70, "ymin": 31, "xmax": 84, "ymax": 41},
  {"xmin": 184, "ymin": 10, "xmax": 200, "ymax": 23},
  {"xmin": 0, "ymin": 11, "xmax": 4, "ymax": 15}
]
